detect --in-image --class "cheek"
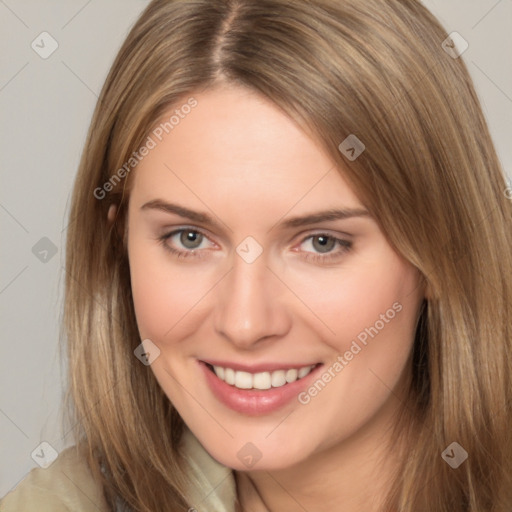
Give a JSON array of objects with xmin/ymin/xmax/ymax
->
[
  {"xmin": 128, "ymin": 235, "xmax": 213, "ymax": 342},
  {"xmin": 288, "ymin": 251, "xmax": 417, "ymax": 352},
  {"xmin": 297, "ymin": 262, "xmax": 420, "ymax": 446},
  {"xmin": 329, "ymin": 262, "xmax": 420, "ymax": 399}
]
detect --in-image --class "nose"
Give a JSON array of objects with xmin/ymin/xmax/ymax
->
[{"xmin": 213, "ymin": 251, "xmax": 291, "ymax": 349}]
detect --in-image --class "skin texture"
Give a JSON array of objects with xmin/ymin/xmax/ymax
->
[{"xmin": 126, "ymin": 84, "xmax": 425, "ymax": 511}]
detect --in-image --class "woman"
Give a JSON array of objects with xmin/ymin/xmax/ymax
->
[{"xmin": 2, "ymin": 0, "xmax": 511, "ymax": 510}]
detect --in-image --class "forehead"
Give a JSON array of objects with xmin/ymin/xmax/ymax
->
[{"xmin": 129, "ymin": 85, "xmax": 364, "ymax": 224}]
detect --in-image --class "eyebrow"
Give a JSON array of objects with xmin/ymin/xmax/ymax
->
[{"xmin": 140, "ymin": 199, "xmax": 370, "ymax": 231}]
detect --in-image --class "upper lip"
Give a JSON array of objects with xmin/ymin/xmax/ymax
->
[{"xmin": 200, "ymin": 359, "xmax": 321, "ymax": 373}]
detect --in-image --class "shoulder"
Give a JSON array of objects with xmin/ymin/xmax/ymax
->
[
  {"xmin": 181, "ymin": 431, "xmax": 268, "ymax": 512},
  {"xmin": 0, "ymin": 445, "xmax": 109, "ymax": 512},
  {"xmin": 1, "ymin": 430, "xmax": 238, "ymax": 512},
  {"xmin": 180, "ymin": 427, "xmax": 238, "ymax": 512}
]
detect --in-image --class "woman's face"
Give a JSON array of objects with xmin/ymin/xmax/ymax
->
[{"xmin": 126, "ymin": 84, "xmax": 424, "ymax": 471}]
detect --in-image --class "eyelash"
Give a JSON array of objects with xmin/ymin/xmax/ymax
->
[{"xmin": 157, "ymin": 228, "xmax": 353, "ymax": 264}]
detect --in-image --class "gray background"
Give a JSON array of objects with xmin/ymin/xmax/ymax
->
[{"xmin": 1, "ymin": 0, "xmax": 511, "ymax": 497}]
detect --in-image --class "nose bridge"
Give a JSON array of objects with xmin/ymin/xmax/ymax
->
[{"xmin": 214, "ymin": 251, "xmax": 287, "ymax": 347}]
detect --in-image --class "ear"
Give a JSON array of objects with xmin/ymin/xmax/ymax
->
[
  {"xmin": 415, "ymin": 270, "xmax": 432, "ymax": 301},
  {"xmin": 107, "ymin": 204, "xmax": 117, "ymax": 223},
  {"xmin": 422, "ymin": 275, "xmax": 432, "ymax": 301},
  {"xmin": 106, "ymin": 203, "xmax": 128, "ymax": 249}
]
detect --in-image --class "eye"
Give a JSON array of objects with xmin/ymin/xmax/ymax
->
[
  {"xmin": 303, "ymin": 234, "xmax": 336, "ymax": 253},
  {"xmin": 158, "ymin": 228, "xmax": 214, "ymax": 258},
  {"xmin": 298, "ymin": 234, "xmax": 352, "ymax": 263}
]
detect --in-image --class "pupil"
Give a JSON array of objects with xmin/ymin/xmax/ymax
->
[
  {"xmin": 313, "ymin": 235, "xmax": 334, "ymax": 253},
  {"xmin": 181, "ymin": 230, "xmax": 201, "ymax": 249}
]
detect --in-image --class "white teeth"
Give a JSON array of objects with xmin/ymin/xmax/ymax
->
[
  {"xmin": 211, "ymin": 364, "xmax": 316, "ymax": 390},
  {"xmin": 235, "ymin": 371, "xmax": 253, "ymax": 389},
  {"xmin": 298, "ymin": 366, "xmax": 312, "ymax": 378},
  {"xmin": 253, "ymin": 372, "xmax": 271, "ymax": 390},
  {"xmin": 213, "ymin": 366, "xmax": 224, "ymax": 380},
  {"xmin": 271, "ymin": 370, "xmax": 287, "ymax": 387},
  {"xmin": 285, "ymin": 368, "xmax": 298, "ymax": 383},
  {"xmin": 225, "ymin": 367, "xmax": 235, "ymax": 385}
]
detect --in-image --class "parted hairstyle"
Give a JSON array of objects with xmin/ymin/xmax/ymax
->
[{"xmin": 63, "ymin": 0, "xmax": 512, "ymax": 510}]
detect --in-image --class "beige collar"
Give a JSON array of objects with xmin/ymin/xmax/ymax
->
[{"xmin": 181, "ymin": 427, "xmax": 269, "ymax": 512}]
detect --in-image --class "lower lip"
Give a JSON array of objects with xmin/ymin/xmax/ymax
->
[{"xmin": 199, "ymin": 361, "xmax": 322, "ymax": 416}]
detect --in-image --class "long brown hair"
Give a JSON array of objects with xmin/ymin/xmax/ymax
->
[{"xmin": 63, "ymin": 0, "xmax": 512, "ymax": 510}]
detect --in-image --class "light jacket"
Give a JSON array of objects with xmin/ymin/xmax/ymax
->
[{"xmin": 0, "ymin": 427, "xmax": 267, "ymax": 511}]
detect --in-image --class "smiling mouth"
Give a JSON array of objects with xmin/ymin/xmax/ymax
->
[{"xmin": 205, "ymin": 363, "xmax": 321, "ymax": 390}]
